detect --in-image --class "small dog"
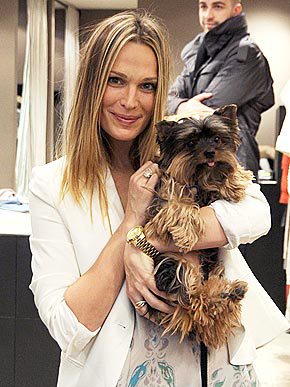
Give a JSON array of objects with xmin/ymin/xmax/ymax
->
[{"xmin": 144, "ymin": 104, "xmax": 252, "ymax": 349}]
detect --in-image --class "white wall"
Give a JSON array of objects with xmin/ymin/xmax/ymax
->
[{"xmin": 0, "ymin": 0, "xmax": 18, "ymax": 188}]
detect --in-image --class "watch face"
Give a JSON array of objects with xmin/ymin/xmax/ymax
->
[{"xmin": 127, "ymin": 226, "xmax": 144, "ymax": 243}]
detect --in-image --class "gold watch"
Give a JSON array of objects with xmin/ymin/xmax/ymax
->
[{"xmin": 126, "ymin": 226, "xmax": 160, "ymax": 259}]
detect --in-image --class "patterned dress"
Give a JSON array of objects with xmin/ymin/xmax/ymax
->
[{"xmin": 117, "ymin": 313, "xmax": 259, "ymax": 387}]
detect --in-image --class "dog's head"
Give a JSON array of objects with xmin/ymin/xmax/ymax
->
[{"xmin": 156, "ymin": 105, "xmax": 241, "ymax": 186}]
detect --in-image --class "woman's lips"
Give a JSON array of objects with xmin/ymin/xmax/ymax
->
[{"xmin": 111, "ymin": 112, "xmax": 141, "ymax": 125}]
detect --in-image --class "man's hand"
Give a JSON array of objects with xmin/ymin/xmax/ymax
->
[{"xmin": 177, "ymin": 92, "xmax": 213, "ymax": 115}]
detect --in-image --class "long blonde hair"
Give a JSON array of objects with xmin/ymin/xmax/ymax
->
[{"xmin": 60, "ymin": 10, "xmax": 170, "ymax": 218}]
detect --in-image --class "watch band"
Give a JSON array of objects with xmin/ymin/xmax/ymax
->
[{"xmin": 135, "ymin": 237, "xmax": 160, "ymax": 259}]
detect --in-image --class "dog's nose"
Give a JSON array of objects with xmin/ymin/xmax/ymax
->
[{"xmin": 204, "ymin": 150, "xmax": 215, "ymax": 159}]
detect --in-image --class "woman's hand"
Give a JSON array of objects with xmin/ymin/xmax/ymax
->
[
  {"xmin": 124, "ymin": 161, "xmax": 160, "ymax": 228},
  {"xmin": 124, "ymin": 243, "xmax": 175, "ymax": 318}
]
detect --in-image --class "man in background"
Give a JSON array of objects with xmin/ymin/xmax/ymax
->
[{"xmin": 167, "ymin": 0, "xmax": 274, "ymax": 179}]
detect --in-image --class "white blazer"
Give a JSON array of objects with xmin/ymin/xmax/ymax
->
[{"xmin": 29, "ymin": 158, "xmax": 289, "ymax": 387}]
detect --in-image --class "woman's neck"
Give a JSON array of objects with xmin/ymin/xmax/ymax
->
[
  {"xmin": 110, "ymin": 140, "xmax": 133, "ymax": 172},
  {"xmin": 109, "ymin": 141, "xmax": 135, "ymax": 211}
]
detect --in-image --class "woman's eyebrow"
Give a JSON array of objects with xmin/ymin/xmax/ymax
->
[
  {"xmin": 109, "ymin": 70, "xmax": 126, "ymax": 77},
  {"xmin": 109, "ymin": 70, "xmax": 157, "ymax": 82}
]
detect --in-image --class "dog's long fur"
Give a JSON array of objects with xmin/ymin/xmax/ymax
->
[{"xmin": 144, "ymin": 105, "xmax": 252, "ymax": 348}]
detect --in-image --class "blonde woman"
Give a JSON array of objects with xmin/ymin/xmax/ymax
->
[{"xmin": 29, "ymin": 10, "xmax": 288, "ymax": 387}]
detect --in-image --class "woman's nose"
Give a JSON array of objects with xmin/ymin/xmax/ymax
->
[{"xmin": 120, "ymin": 86, "xmax": 138, "ymax": 109}]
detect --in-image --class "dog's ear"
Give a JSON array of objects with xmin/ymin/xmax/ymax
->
[
  {"xmin": 156, "ymin": 120, "xmax": 176, "ymax": 144},
  {"xmin": 214, "ymin": 104, "xmax": 237, "ymax": 121}
]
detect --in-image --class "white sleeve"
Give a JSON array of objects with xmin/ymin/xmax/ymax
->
[
  {"xmin": 29, "ymin": 165, "xmax": 100, "ymax": 357},
  {"xmin": 209, "ymin": 182, "xmax": 271, "ymax": 249}
]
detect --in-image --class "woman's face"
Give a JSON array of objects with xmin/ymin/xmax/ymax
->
[{"xmin": 100, "ymin": 41, "xmax": 158, "ymax": 144}]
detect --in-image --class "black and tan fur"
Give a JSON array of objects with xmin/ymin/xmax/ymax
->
[{"xmin": 144, "ymin": 105, "xmax": 252, "ymax": 348}]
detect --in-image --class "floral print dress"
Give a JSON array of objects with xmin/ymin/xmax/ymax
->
[{"xmin": 117, "ymin": 313, "xmax": 259, "ymax": 387}]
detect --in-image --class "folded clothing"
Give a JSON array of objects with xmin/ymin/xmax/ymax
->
[
  {"xmin": 0, "ymin": 188, "xmax": 16, "ymax": 201},
  {"xmin": 0, "ymin": 196, "xmax": 29, "ymax": 212}
]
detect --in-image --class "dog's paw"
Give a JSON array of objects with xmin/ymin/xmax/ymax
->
[
  {"xmin": 191, "ymin": 276, "xmax": 247, "ymax": 348},
  {"xmin": 220, "ymin": 280, "xmax": 248, "ymax": 302}
]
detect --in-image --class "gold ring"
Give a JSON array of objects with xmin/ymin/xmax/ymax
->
[
  {"xmin": 135, "ymin": 300, "xmax": 147, "ymax": 310},
  {"xmin": 143, "ymin": 168, "xmax": 153, "ymax": 179}
]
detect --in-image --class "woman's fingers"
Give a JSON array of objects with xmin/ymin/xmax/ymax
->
[
  {"xmin": 132, "ymin": 161, "xmax": 159, "ymax": 187},
  {"xmin": 146, "ymin": 276, "xmax": 175, "ymax": 302},
  {"xmin": 126, "ymin": 281, "xmax": 147, "ymax": 315},
  {"xmin": 136, "ymin": 160, "xmax": 159, "ymax": 174},
  {"xmin": 128, "ymin": 277, "xmax": 175, "ymax": 315},
  {"xmin": 127, "ymin": 284, "xmax": 175, "ymax": 320},
  {"xmin": 141, "ymin": 287, "xmax": 175, "ymax": 314},
  {"xmin": 128, "ymin": 277, "xmax": 175, "ymax": 312},
  {"xmin": 125, "ymin": 247, "xmax": 175, "ymax": 318},
  {"xmin": 125, "ymin": 161, "xmax": 160, "ymax": 226}
]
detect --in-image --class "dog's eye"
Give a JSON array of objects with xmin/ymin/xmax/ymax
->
[
  {"xmin": 188, "ymin": 140, "xmax": 195, "ymax": 147},
  {"xmin": 214, "ymin": 136, "xmax": 220, "ymax": 143}
]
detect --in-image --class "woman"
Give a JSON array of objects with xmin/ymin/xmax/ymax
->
[{"xmin": 29, "ymin": 10, "xmax": 288, "ymax": 387}]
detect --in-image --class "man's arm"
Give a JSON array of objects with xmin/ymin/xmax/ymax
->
[
  {"xmin": 202, "ymin": 51, "xmax": 274, "ymax": 109},
  {"xmin": 172, "ymin": 44, "xmax": 274, "ymax": 115},
  {"xmin": 167, "ymin": 66, "xmax": 213, "ymax": 116},
  {"xmin": 167, "ymin": 33, "xmax": 207, "ymax": 115},
  {"xmin": 167, "ymin": 66, "xmax": 193, "ymax": 114}
]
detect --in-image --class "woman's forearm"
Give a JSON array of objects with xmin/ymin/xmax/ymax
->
[
  {"xmin": 65, "ymin": 162, "xmax": 161, "ymax": 332},
  {"xmin": 210, "ymin": 182, "xmax": 271, "ymax": 248},
  {"xmin": 64, "ymin": 221, "xmax": 131, "ymax": 332},
  {"xmin": 193, "ymin": 207, "xmax": 228, "ymax": 249}
]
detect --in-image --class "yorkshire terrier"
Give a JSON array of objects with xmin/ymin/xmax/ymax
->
[{"xmin": 144, "ymin": 104, "xmax": 253, "ymax": 349}]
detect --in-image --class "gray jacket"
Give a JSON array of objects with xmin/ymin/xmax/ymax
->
[{"xmin": 167, "ymin": 14, "xmax": 274, "ymax": 178}]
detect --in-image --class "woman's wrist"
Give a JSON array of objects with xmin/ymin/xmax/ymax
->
[
  {"xmin": 122, "ymin": 211, "xmax": 148, "ymax": 230},
  {"xmin": 147, "ymin": 237, "xmax": 179, "ymax": 254},
  {"xmin": 120, "ymin": 218, "xmax": 144, "ymax": 236},
  {"xmin": 194, "ymin": 207, "xmax": 228, "ymax": 249},
  {"xmin": 121, "ymin": 224, "xmax": 172, "ymax": 257}
]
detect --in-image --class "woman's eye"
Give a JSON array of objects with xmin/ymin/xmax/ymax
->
[
  {"xmin": 140, "ymin": 82, "xmax": 157, "ymax": 92},
  {"xmin": 108, "ymin": 76, "xmax": 124, "ymax": 86}
]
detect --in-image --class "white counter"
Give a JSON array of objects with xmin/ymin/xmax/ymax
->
[{"xmin": 0, "ymin": 209, "xmax": 31, "ymax": 236}]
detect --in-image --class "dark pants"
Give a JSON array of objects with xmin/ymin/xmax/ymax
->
[{"xmin": 239, "ymin": 244, "xmax": 248, "ymax": 258}]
